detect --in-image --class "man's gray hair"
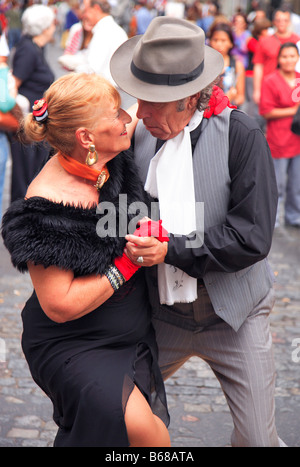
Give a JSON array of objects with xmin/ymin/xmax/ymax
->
[
  {"xmin": 196, "ymin": 81, "xmax": 215, "ymax": 112},
  {"xmin": 22, "ymin": 5, "xmax": 55, "ymax": 37},
  {"xmin": 90, "ymin": 0, "xmax": 111, "ymax": 13},
  {"xmin": 176, "ymin": 78, "xmax": 220, "ymax": 113}
]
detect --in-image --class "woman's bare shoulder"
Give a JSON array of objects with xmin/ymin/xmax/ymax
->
[
  {"xmin": 25, "ymin": 156, "xmax": 61, "ymax": 201},
  {"xmin": 25, "ymin": 154, "xmax": 99, "ymax": 207}
]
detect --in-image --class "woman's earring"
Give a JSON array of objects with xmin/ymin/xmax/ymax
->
[{"xmin": 86, "ymin": 144, "xmax": 98, "ymax": 166}]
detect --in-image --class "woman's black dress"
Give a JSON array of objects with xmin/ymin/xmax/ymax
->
[{"xmin": 1, "ymin": 152, "xmax": 169, "ymax": 447}]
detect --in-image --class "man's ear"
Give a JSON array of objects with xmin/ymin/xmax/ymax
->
[
  {"xmin": 187, "ymin": 92, "xmax": 201, "ymax": 110},
  {"xmin": 75, "ymin": 127, "xmax": 94, "ymax": 150},
  {"xmin": 92, "ymin": 3, "xmax": 105, "ymax": 17}
]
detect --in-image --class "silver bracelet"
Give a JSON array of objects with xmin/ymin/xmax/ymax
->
[{"xmin": 104, "ymin": 264, "xmax": 126, "ymax": 291}]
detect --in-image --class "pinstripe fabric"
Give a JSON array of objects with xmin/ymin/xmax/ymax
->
[
  {"xmin": 134, "ymin": 109, "xmax": 274, "ymax": 331},
  {"xmin": 152, "ymin": 288, "xmax": 280, "ymax": 447}
]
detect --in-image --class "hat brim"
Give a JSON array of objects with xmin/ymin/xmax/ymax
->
[{"xmin": 110, "ymin": 35, "xmax": 224, "ymax": 103}]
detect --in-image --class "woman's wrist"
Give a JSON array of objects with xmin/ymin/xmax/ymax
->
[
  {"xmin": 104, "ymin": 252, "xmax": 141, "ymax": 292},
  {"xmin": 104, "ymin": 264, "xmax": 126, "ymax": 291}
]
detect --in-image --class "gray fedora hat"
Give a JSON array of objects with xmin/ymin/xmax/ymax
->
[{"xmin": 110, "ymin": 16, "xmax": 224, "ymax": 102}]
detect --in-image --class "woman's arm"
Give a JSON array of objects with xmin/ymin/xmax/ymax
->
[
  {"xmin": 28, "ymin": 262, "xmax": 114, "ymax": 323},
  {"xmin": 27, "ymin": 247, "xmax": 140, "ymax": 323},
  {"xmin": 227, "ymin": 59, "xmax": 245, "ymax": 106},
  {"xmin": 233, "ymin": 59, "xmax": 245, "ymax": 107},
  {"xmin": 262, "ymin": 104, "xmax": 299, "ymax": 120},
  {"xmin": 253, "ymin": 63, "xmax": 264, "ymax": 104},
  {"xmin": 12, "ymin": 75, "xmax": 22, "ymax": 90}
]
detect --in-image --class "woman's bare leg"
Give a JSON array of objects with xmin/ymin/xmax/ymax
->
[{"xmin": 125, "ymin": 385, "xmax": 171, "ymax": 447}]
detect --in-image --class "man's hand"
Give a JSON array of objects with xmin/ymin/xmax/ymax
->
[{"xmin": 125, "ymin": 234, "xmax": 168, "ymax": 267}]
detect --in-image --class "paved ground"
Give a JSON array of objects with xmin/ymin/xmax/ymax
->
[
  {"xmin": 0, "ymin": 36, "xmax": 300, "ymax": 448},
  {"xmin": 1, "ymin": 168, "xmax": 300, "ymax": 448}
]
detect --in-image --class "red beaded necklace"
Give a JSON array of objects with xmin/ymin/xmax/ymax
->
[{"xmin": 57, "ymin": 152, "xmax": 110, "ymax": 191}]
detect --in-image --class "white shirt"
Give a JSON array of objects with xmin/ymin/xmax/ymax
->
[
  {"xmin": 0, "ymin": 33, "xmax": 9, "ymax": 57},
  {"xmin": 58, "ymin": 16, "xmax": 127, "ymax": 84},
  {"xmin": 84, "ymin": 15, "xmax": 127, "ymax": 83}
]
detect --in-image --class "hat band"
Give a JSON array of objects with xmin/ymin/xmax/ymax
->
[{"xmin": 130, "ymin": 60, "xmax": 204, "ymax": 87}]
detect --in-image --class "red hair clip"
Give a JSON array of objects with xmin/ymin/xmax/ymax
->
[{"xmin": 32, "ymin": 99, "xmax": 48, "ymax": 123}]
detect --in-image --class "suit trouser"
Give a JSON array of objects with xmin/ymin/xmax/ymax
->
[{"xmin": 152, "ymin": 287, "xmax": 282, "ymax": 447}]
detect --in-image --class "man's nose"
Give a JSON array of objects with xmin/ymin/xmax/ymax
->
[{"xmin": 136, "ymin": 100, "xmax": 149, "ymax": 119}]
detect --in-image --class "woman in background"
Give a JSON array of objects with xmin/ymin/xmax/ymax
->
[
  {"xmin": 10, "ymin": 4, "xmax": 55, "ymax": 202},
  {"xmin": 231, "ymin": 13, "xmax": 251, "ymax": 69},
  {"xmin": 209, "ymin": 21, "xmax": 245, "ymax": 107},
  {"xmin": 260, "ymin": 42, "xmax": 300, "ymax": 228}
]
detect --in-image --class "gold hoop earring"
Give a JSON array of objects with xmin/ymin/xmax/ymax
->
[{"xmin": 86, "ymin": 144, "xmax": 98, "ymax": 166}]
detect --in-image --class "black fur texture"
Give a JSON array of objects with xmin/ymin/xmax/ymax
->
[{"xmin": 1, "ymin": 151, "xmax": 149, "ymax": 277}]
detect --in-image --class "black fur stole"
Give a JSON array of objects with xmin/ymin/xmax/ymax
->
[{"xmin": 1, "ymin": 151, "xmax": 149, "ymax": 276}]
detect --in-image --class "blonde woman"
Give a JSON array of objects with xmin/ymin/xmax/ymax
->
[{"xmin": 2, "ymin": 73, "xmax": 170, "ymax": 447}]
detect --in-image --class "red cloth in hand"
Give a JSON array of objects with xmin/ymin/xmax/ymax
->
[
  {"xmin": 203, "ymin": 86, "xmax": 237, "ymax": 119},
  {"xmin": 134, "ymin": 220, "xmax": 169, "ymax": 243},
  {"xmin": 114, "ymin": 252, "xmax": 140, "ymax": 281}
]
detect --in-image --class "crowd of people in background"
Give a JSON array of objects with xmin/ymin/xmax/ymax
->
[{"xmin": 0, "ymin": 0, "xmax": 300, "ymax": 227}]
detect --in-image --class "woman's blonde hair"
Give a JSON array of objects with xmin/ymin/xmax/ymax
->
[{"xmin": 23, "ymin": 73, "xmax": 121, "ymax": 155}]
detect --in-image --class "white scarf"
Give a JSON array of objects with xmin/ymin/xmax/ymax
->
[{"xmin": 144, "ymin": 110, "xmax": 203, "ymax": 305}]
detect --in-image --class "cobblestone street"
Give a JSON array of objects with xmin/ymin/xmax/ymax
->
[
  {"xmin": 0, "ymin": 37, "xmax": 300, "ymax": 448},
  {"xmin": 1, "ymin": 154, "xmax": 300, "ymax": 447}
]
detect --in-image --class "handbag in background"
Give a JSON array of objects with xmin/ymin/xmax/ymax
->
[
  {"xmin": 0, "ymin": 109, "xmax": 19, "ymax": 133},
  {"xmin": 291, "ymin": 106, "xmax": 300, "ymax": 135}
]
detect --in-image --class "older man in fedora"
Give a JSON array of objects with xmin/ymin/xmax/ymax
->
[{"xmin": 110, "ymin": 17, "xmax": 284, "ymax": 447}]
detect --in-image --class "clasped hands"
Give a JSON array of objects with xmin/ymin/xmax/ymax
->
[{"xmin": 125, "ymin": 217, "xmax": 169, "ymax": 267}]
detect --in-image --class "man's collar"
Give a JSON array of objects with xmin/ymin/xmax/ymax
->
[{"xmin": 92, "ymin": 15, "xmax": 112, "ymax": 33}]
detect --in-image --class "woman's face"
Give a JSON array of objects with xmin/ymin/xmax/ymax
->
[
  {"xmin": 278, "ymin": 47, "xmax": 299, "ymax": 74},
  {"xmin": 43, "ymin": 20, "xmax": 56, "ymax": 43},
  {"xmin": 91, "ymin": 99, "xmax": 132, "ymax": 158},
  {"xmin": 233, "ymin": 15, "xmax": 247, "ymax": 30},
  {"xmin": 210, "ymin": 31, "xmax": 233, "ymax": 56}
]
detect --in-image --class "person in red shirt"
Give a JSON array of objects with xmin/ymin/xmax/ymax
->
[
  {"xmin": 253, "ymin": 8, "xmax": 300, "ymax": 104},
  {"xmin": 244, "ymin": 17, "xmax": 271, "ymax": 124},
  {"xmin": 260, "ymin": 42, "xmax": 300, "ymax": 228}
]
